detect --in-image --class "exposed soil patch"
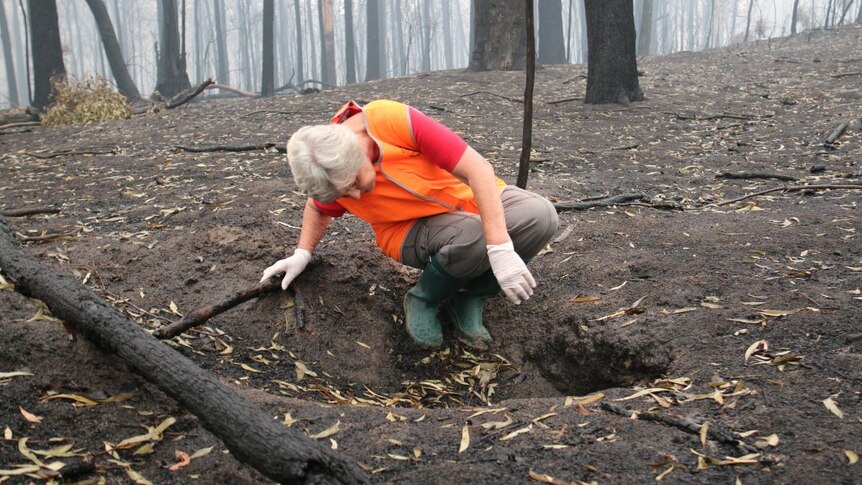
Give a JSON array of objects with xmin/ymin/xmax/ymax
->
[{"xmin": 1, "ymin": 27, "xmax": 861, "ymax": 484}]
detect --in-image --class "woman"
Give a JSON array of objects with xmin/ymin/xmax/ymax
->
[{"xmin": 261, "ymin": 100, "xmax": 559, "ymax": 350}]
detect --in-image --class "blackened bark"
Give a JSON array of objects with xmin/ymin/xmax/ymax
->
[
  {"xmin": 213, "ymin": 0, "xmax": 230, "ymax": 84},
  {"xmin": 0, "ymin": 3, "xmax": 19, "ymax": 107},
  {"xmin": 319, "ymin": 0, "xmax": 336, "ymax": 85},
  {"xmin": 469, "ymin": 0, "xmax": 527, "ymax": 71},
  {"xmin": 517, "ymin": 0, "xmax": 536, "ymax": 190},
  {"xmin": 154, "ymin": 0, "xmax": 191, "ymax": 100},
  {"xmin": 365, "ymin": 0, "xmax": 381, "ymax": 81},
  {"xmin": 293, "ymin": 0, "xmax": 304, "ymax": 83},
  {"xmin": 84, "ymin": 0, "xmax": 141, "ymax": 100},
  {"xmin": 791, "ymin": 0, "xmax": 800, "ymax": 34},
  {"xmin": 584, "ymin": 0, "xmax": 643, "ymax": 105},
  {"xmin": 744, "ymin": 0, "xmax": 755, "ymax": 42},
  {"xmin": 28, "ymin": 0, "xmax": 65, "ymax": 110},
  {"xmin": 637, "ymin": 0, "xmax": 654, "ymax": 56},
  {"xmin": 344, "ymin": 0, "xmax": 356, "ymax": 84},
  {"xmin": 261, "ymin": 0, "xmax": 274, "ymax": 96},
  {"xmin": 538, "ymin": 0, "xmax": 566, "ymax": 64},
  {"xmin": 0, "ymin": 219, "xmax": 369, "ymax": 484}
]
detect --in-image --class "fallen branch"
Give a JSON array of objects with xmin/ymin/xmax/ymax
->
[
  {"xmin": 547, "ymin": 96, "xmax": 584, "ymax": 105},
  {"xmin": 167, "ymin": 78, "xmax": 215, "ymax": 109},
  {"xmin": 667, "ymin": 112, "xmax": 762, "ymax": 121},
  {"xmin": 831, "ymin": 71, "xmax": 862, "ymax": 78},
  {"xmin": 0, "ymin": 207, "xmax": 60, "ymax": 217},
  {"xmin": 553, "ymin": 193, "xmax": 647, "ymax": 212},
  {"xmin": 601, "ymin": 402, "xmax": 757, "ymax": 453},
  {"xmin": 17, "ymin": 232, "xmax": 76, "ymax": 243},
  {"xmin": 461, "ymin": 90, "xmax": 523, "ymax": 103},
  {"xmin": 23, "ymin": 147, "xmax": 117, "ymax": 159},
  {"xmin": 717, "ymin": 172, "xmax": 798, "ymax": 181},
  {"xmin": 714, "ymin": 184, "xmax": 862, "ymax": 207},
  {"xmin": 176, "ymin": 143, "xmax": 285, "ymax": 153},
  {"xmin": 0, "ymin": 121, "xmax": 40, "ymax": 130},
  {"xmin": 0, "ymin": 219, "xmax": 368, "ymax": 484},
  {"xmin": 154, "ymin": 278, "xmax": 306, "ymax": 339},
  {"xmin": 207, "ymin": 82, "xmax": 257, "ymax": 98},
  {"xmin": 824, "ymin": 121, "xmax": 849, "ymax": 147}
]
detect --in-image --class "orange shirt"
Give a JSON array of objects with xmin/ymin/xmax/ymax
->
[{"xmin": 314, "ymin": 100, "xmax": 505, "ymax": 262}]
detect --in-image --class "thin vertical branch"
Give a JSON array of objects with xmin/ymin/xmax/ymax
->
[{"xmin": 516, "ymin": 0, "xmax": 536, "ymax": 190}]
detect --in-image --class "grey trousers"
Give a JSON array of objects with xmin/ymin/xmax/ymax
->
[{"xmin": 400, "ymin": 186, "xmax": 560, "ymax": 278}]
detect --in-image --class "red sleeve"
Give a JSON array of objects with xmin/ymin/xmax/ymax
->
[
  {"xmin": 408, "ymin": 107, "xmax": 468, "ymax": 171},
  {"xmin": 312, "ymin": 199, "xmax": 347, "ymax": 217}
]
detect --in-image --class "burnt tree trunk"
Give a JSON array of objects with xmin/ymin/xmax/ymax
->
[
  {"xmin": 583, "ymin": 0, "xmax": 643, "ymax": 105},
  {"xmin": 0, "ymin": 220, "xmax": 368, "ymax": 485},
  {"xmin": 28, "ymin": 0, "xmax": 65, "ymax": 110},
  {"xmin": 153, "ymin": 0, "xmax": 191, "ymax": 100},
  {"xmin": 637, "ymin": 0, "xmax": 654, "ymax": 56},
  {"xmin": 538, "ymin": 0, "xmax": 566, "ymax": 64},
  {"xmin": 83, "ymin": 0, "xmax": 141, "ymax": 100},
  {"xmin": 364, "ymin": 0, "xmax": 381, "ymax": 81},
  {"xmin": 0, "ymin": 3, "xmax": 20, "ymax": 107},
  {"xmin": 791, "ymin": 0, "xmax": 800, "ymax": 34},
  {"xmin": 468, "ymin": 0, "xmax": 527, "ymax": 71},
  {"xmin": 344, "ymin": 0, "xmax": 356, "ymax": 84},
  {"xmin": 261, "ymin": 0, "xmax": 274, "ymax": 96}
]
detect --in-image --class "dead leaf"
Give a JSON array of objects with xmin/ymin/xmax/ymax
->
[
  {"xmin": 572, "ymin": 295, "xmax": 601, "ymax": 304},
  {"xmin": 19, "ymin": 406, "xmax": 42, "ymax": 423},
  {"xmin": 190, "ymin": 446, "xmax": 214, "ymax": 459},
  {"xmin": 0, "ymin": 371, "xmax": 32, "ymax": 380},
  {"xmin": 168, "ymin": 450, "xmax": 191, "ymax": 471},
  {"xmin": 4, "ymin": 426, "xmax": 11, "ymax": 440},
  {"xmin": 459, "ymin": 425, "xmax": 470, "ymax": 453},
  {"xmin": 615, "ymin": 387, "xmax": 673, "ymax": 401},
  {"xmin": 758, "ymin": 309, "xmax": 803, "ymax": 318},
  {"xmin": 564, "ymin": 392, "xmax": 604, "ymax": 407},
  {"xmin": 823, "ymin": 397, "xmax": 844, "ymax": 418},
  {"xmin": 700, "ymin": 422, "xmax": 709, "ymax": 447},
  {"xmin": 500, "ymin": 424, "xmax": 533, "ymax": 441},
  {"xmin": 41, "ymin": 393, "xmax": 100, "ymax": 407},
  {"xmin": 295, "ymin": 361, "xmax": 317, "ymax": 381},
  {"xmin": 114, "ymin": 417, "xmax": 176, "ymax": 449},
  {"xmin": 845, "ymin": 450, "xmax": 858, "ymax": 465},
  {"xmin": 480, "ymin": 415, "xmax": 513, "ymax": 430},
  {"xmin": 744, "ymin": 340, "xmax": 768, "ymax": 364},
  {"xmin": 309, "ymin": 421, "xmax": 340, "ymax": 440},
  {"xmin": 528, "ymin": 469, "xmax": 568, "ymax": 485}
]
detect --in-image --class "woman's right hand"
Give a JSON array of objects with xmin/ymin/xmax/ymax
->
[{"xmin": 260, "ymin": 249, "xmax": 313, "ymax": 290}]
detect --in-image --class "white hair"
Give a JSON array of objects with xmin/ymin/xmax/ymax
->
[{"xmin": 286, "ymin": 124, "xmax": 364, "ymax": 202}]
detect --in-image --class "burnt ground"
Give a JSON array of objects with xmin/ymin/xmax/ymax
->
[{"xmin": 1, "ymin": 26, "xmax": 861, "ymax": 484}]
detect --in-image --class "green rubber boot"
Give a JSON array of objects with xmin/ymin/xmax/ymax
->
[
  {"xmin": 444, "ymin": 270, "xmax": 499, "ymax": 350},
  {"xmin": 404, "ymin": 256, "xmax": 463, "ymax": 347}
]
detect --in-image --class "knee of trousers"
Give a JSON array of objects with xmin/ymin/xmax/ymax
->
[
  {"xmin": 509, "ymin": 194, "xmax": 561, "ymax": 260},
  {"xmin": 436, "ymin": 219, "xmax": 490, "ymax": 279}
]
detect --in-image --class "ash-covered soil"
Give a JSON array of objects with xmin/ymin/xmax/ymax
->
[{"xmin": 1, "ymin": 26, "xmax": 860, "ymax": 484}]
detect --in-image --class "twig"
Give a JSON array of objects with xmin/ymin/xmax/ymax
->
[
  {"xmin": 717, "ymin": 172, "xmax": 798, "ymax": 181},
  {"xmin": 600, "ymin": 402, "xmax": 757, "ymax": 453},
  {"xmin": 0, "ymin": 207, "xmax": 60, "ymax": 217},
  {"xmin": 23, "ymin": 147, "xmax": 117, "ymax": 159},
  {"xmin": 554, "ymin": 193, "xmax": 647, "ymax": 212},
  {"xmin": 239, "ymin": 110, "xmax": 314, "ymax": 118},
  {"xmin": 714, "ymin": 184, "xmax": 862, "ymax": 207},
  {"xmin": 831, "ymin": 71, "xmax": 861, "ymax": 78},
  {"xmin": 461, "ymin": 91, "xmax": 523, "ymax": 103},
  {"xmin": 207, "ymin": 82, "xmax": 257, "ymax": 98},
  {"xmin": 17, "ymin": 233, "xmax": 76, "ymax": 243},
  {"xmin": 176, "ymin": 143, "xmax": 285, "ymax": 153},
  {"xmin": 0, "ymin": 121, "xmax": 40, "ymax": 130},
  {"xmin": 667, "ymin": 112, "xmax": 762, "ymax": 121},
  {"xmin": 824, "ymin": 121, "xmax": 849, "ymax": 147},
  {"xmin": 547, "ymin": 96, "xmax": 584, "ymax": 105},
  {"xmin": 154, "ymin": 278, "xmax": 306, "ymax": 339},
  {"xmin": 167, "ymin": 78, "xmax": 215, "ymax": 109}
]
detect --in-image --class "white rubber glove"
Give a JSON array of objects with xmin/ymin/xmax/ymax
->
[
  {"xmin": 260, "ymin": 248, "xmax": 312, "ymax": 290},
  {"xmin": 487, "ymin": 241, "xmax": 536, "ymax": 304}
]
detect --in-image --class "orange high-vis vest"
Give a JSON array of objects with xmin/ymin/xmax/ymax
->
[{"xmin": 330, "ymin": 100, "xmax": 505, "ymax": 262}]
